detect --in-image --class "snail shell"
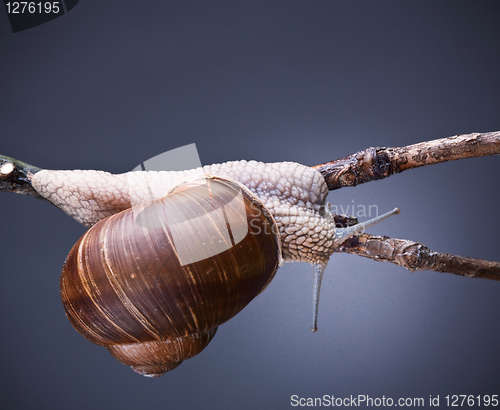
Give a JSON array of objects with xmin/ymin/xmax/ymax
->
[
  {"xmin": 0, "ymin": 156, "xmax": 400, "ymax": 376},
  {"xmin": 60, "ymin": 175, "xmax": 281, "ymax": 377}
]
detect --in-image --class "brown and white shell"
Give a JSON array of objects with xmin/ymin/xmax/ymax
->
[{"xmin": 60, "ymin": 176, "xmax": 281, "ymax": 377}]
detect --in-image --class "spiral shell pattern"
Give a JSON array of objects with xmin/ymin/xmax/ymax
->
[{"xmin": 60, "ymin": 176, "xmax": 281, "ymax": 377}]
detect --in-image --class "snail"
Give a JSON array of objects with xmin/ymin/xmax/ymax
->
[{"xmin": 0, "ymin": 156, "xmax": 399, "ymax": 377}]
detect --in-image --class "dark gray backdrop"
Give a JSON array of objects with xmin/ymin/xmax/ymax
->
[{"xmin": 1, "ymin": 2, "xmax": 499, "ymax": 409}]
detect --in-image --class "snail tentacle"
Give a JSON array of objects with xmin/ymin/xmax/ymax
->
[
  {"xmin": 309, "ymin": 208, "xmax": 400, "ymax": 332},
  {"xmin": 333, "ymin": 208, "xmax": 401, "ymax": 247},
  {"xmin": 2, "ymin": 155, "xmax": 401, "ymax": 352},
  {"xmin": 312, "ymin": 261, "xmax": 327, "ymax": 332}
]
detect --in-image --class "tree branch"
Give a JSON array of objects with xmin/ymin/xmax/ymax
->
[
  {"xmin": 313, "ymin": 131, "xmax": 500, "ymax": 190},
  {"xmin": 336, "ymin": 233, "xmax": 500, "ymax": 281},
  {"xmin": 0, "ymin": 154, "xmax": 45, "ymax": 200}
]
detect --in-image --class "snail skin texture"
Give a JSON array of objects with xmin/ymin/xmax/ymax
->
[{"xmin": 1, "ymin": 158, "xmax": 399, "ymax": 377}]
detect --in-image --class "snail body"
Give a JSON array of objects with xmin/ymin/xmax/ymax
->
[
  {"xmin": 0, "ymin": 157, "xmax": 399, "ymax": 376},
  {"xmin": 31, "ymin": 160, "xmax": 333, "ymax": 264}
]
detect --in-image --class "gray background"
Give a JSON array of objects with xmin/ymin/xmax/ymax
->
[{"xmin": 1, "ymin": 1, "xmax": 499, "ymax": 409}]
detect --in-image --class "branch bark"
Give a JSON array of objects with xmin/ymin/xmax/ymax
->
[
  {"xmin": 0, "ymin": 154, "xmax": 45, "ymax": 200},
  {"xmin": 336, "ymin": 233, "xmax": 500, "ymax": 281},
  {"xmin": 313, "ymin": 131, "xmax": 500, "ymax": 190}
]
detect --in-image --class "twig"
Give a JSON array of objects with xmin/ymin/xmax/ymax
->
[
  {"xmin": 0, "ymin": 154, "xmax": 45, "ymax": 200},
  {"xmin": 2, "ymin": 136, "xmax": 500, "ymax": 280},
  {"xmin": 313, "ymin": 132, "xmax": 500, "ymax": 190},
  {"xmin": 336, "ymin": 233, "xmax": 500, "ymax": 281}
]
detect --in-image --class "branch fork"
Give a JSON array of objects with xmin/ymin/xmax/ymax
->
[{"xmin": 313, "ymin": 132, "xmax": 500, "ymax": 280}]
